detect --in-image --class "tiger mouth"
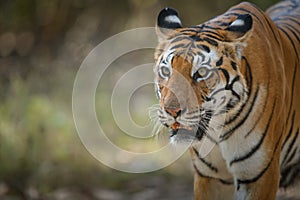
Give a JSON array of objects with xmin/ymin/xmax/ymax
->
[
  {"xmin": 166, "ymin": 110, "xmax": 213, "ymax": 141},
  {"xmin": 170, "ymin": 122, "xmax": 204, "ymax": 140},
  {"xmin": 171, "ymin": 122, "xmax": 192, "ymax": 131}
]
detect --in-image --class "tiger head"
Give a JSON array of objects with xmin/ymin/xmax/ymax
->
[{"xmin": 154, "ymin": 8, "xmax": 253, "ymax": 143}]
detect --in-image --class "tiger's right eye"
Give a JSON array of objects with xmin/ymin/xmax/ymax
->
[{"xmin": 159, "ymin": 66, "xmax": 171, "ymax": 79}]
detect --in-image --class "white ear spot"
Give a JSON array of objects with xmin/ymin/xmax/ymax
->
[
  {"xmin": 230, "ymin": 19, "xmax": 245, "ymax": 27},
  {"xmin": 164, "ymin": 15, "xmax": 182, "ymax": 25}
]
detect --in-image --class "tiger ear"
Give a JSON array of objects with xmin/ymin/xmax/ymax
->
[
  {"xmin": 223, "ymin": 14, "xmax": 253, "ymax": 42},
  {"xmin": 222, "ymin": 14, "xmax": 253, "ymax": 58},
  {"xmin": 156, "ymin": 8, "xmax": 182, "ymax": 41}
]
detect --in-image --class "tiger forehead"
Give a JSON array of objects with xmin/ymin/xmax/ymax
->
[
  {"xmin": 168, "ymin": 33, "xmax": 218, "ymax": 54},
  {"xmin": 162, "ymin": 34, "xmax": 220, "ymax": 66}
]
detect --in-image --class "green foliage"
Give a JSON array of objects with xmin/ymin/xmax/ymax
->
[{"xmin": 0, "ymin": 77, "xmax": 85, "ymax": 192}]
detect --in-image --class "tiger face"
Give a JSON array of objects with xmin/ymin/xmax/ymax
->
[{"xmin": 154, "ymin": 8, "xmax": 252, "ymax": 143}]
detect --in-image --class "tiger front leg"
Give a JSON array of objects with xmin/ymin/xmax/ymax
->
[
  {"xmin": 193, "ymin": 173, "xmax": 234, "ymax": 200},
  {"xmin": 233, "ymin": 152, "xmax": 280, "ymax": 200}
]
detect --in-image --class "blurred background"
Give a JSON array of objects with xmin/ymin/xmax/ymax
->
[{"xmin": 0, "ymin": 0, "xmax": 279, "ymax": 199}]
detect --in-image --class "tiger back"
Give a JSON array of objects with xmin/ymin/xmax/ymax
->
[
  {"xmin": 154, "ymin": 0, "xmax": 300, "ymax": 199},
  {"xmin": 267, "ymin": 0, "xmax": 300, "ymax": 189}
]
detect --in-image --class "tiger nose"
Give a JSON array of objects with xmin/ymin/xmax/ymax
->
[{"xmin": 165, "ymin": 107, "xmax": 182, "ymax": 118}]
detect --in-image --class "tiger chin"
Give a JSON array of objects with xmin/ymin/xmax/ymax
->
[{"xmin": 153, "ymin": 1, "xmax": 300, "ymax": 200}]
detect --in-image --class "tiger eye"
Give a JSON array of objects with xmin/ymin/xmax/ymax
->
[
  {"xmin": 160, "ymin": 66, "xmax": 171, "ymax": 78},
  {"xmin": 198, "ymin": 67, "xmax": 209, "ymax": 77}
]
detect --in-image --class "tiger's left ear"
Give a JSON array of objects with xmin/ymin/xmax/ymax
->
[
  {"xmin": 156, "ymin": 8, "xmax": 183, "ymax": 41},
  {"xmin": 223, "ymin": 14, "xmax": 253, "ymax": 42}
]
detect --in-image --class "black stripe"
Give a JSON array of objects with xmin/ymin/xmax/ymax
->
[
  {"xmin": 225, "ymin": 56, "xmax": 252, "ymax": 124},
  {"xmin": 285, "ymin": 64, "xmax": 297, "ymax": 124},
  {"xmin": 227, "ymin": 76, "xmax": 241, "ymax": 100},
  {"xmin": 285, "ymin": 147, "xmax": 298, "ymax": 165},
  {"xmin": 231, "ymin": 61, "xmax": 237, "ymax": 70},
  {"xmin": 220, "ymin": 86, "xmax": 259, "ymax": 141},
  {"xmin": 245, "ymin": 82, "xmax": 270, "ymax": 138},
  {"xmin": 192, "ymin": 164, "xmax": 233, "ymax": 185},
  {"xmin": 237, "ymin": 115, "xmax": 282, "ymax": 185},
  {"xmin": 283, "ymin": 23, "xmax": 300, "ymax": 44},
  {"xmin": 219, "ymin": 179, "xmax": 234, "ymax": 185},
  {"xmin": 282, "ymin": 128, "xmax": 299, "ymax": 165},
  {"xmin": 189, "ymin": 35, "xmax": 202, "ymax": 42},
  {"xmin": 282, "ymin": 111, "xmax": 296, "ymax": 150},
  {"xmin": 211, "ymin": 20, "xmax": 230, "ymax": 26},
  {"xmin": 218, "ymin": 22, "xmax": 231, "ymax": 27},
  {"xmin": 207, "ymin": 66, "xmax": 240, "ymax": 101},
  {"xmin": 203, "ymin": 33, "xmax": 223, "ymax": 41},
  {"xmin": 278, "ymin": 26, "xmax": 299, "ymax": 59},
  {"xmin": 200, "ymin": 30, "xmax": 223, "ymax": 39},
  {"xmin": 198, "ymin": 44, "xmax": 210, "ymax": 53},
  {"xmin": 216, "ymin": 57, "xmax": 223, "ymax": 66},
  {"xmin": 208, "ymin": 88, "xmax": 226, "ymax": 100},
  {"xmin": 231, "ymin": 89, "xmax": 241, "ymax": 101},
  {"xmin": 202, "ymin": 25, "xmax": 222, "ymax": 31},
  {"xmin": 262, "ymin": 13, "xmax": 281, "ymax": 46},
  {"xmin": 287, "ymin": 16, "xmax": 300, "ymax": 28},
  {"xmin": 192, "ymin": 147, "xmax": 218, "ymax": 173},
  {"xmin": 243, "ymin": 56, "xmax": 253, "ymax": 93},
  {"xmin": 180, "ymin": 29, "xmax": 200, "ymax": 34},
  {"xmin": 223, "ymin": 13, "xmax": 240, "ymax": 17},
  {"xmin": 219, "ymin": 68, "xmax": 230, "ymax": 84},
  {"xmin": 194, "ymin": 53, "xmax": 206, "ymax": 64},
  {"xmin": 203, "ymin": 37, "xmax": 219, "ymax": 47},
  {"xmin": 171, "ymin": 36, "xmax": 191, "ymax": 43},
  {"xmin": 275, "ymin": 16, "xmax": 300, "ymax": 28},
  {"xmin": 230, "ymin": 100, "xmax": 276, "ymax": 166}
]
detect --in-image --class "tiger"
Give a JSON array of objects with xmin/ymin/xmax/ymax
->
[{"xmin": 153, "ymin": 0, "xmax": 300, "ymax": 199}]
